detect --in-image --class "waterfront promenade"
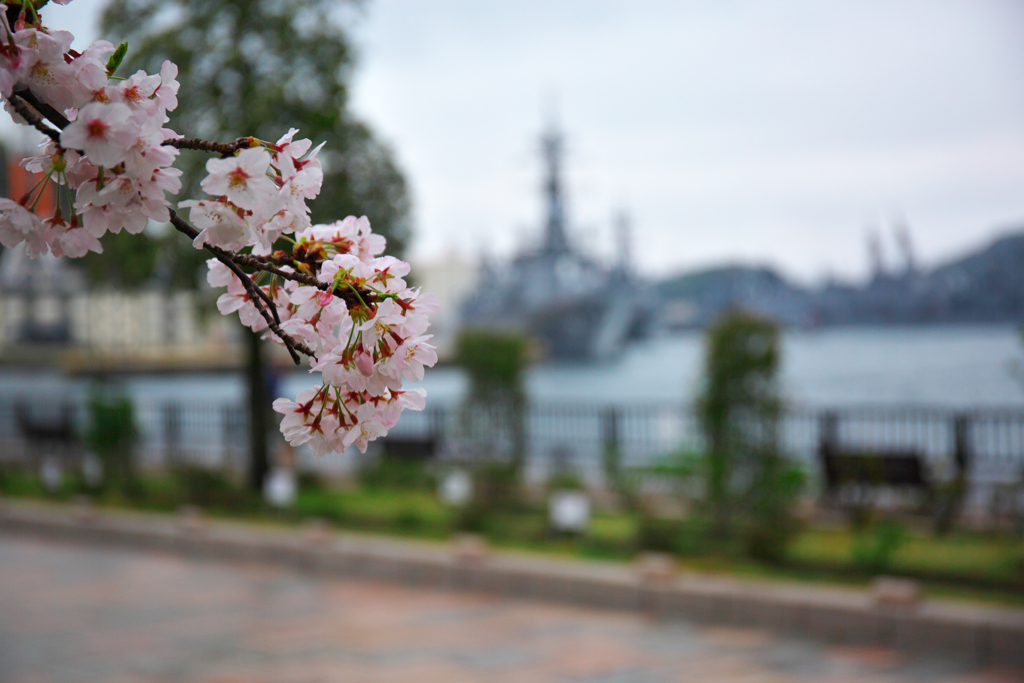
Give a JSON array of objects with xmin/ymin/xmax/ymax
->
[{"xmin": 1, "ymin": 533, "xmax": 1020, "ymax": 682}]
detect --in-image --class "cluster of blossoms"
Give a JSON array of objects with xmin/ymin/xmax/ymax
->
[
  {"xmin": 0, "ymin": 1, "xmax": 180, "ymax": 257},
  {"xmin": 208, "ymin": 215, "xmax": 439, "ymax": 455},
  {"xmin": 0, "ymin": 1, "xmax": 437, "ymax": 455},
  {"xmin": 183, "ymin": 128, "xmax": 323, "ymax": 254}
]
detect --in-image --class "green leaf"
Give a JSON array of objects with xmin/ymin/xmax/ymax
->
[{"xmin": 106, "ymin": 42, "xmax": 128, "ymax": 76}]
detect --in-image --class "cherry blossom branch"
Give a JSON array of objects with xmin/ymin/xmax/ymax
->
[
  {"xmin": 166, "ymin": 136, "xmax": 256, "ymax": 157},
  {"xmin": 9, "ymin": 82, "xmax": 356, "ymax": 366},
  {"xmin": 6, "ymin": 92, "xmax": 61, "ymax": 145},
  {"xmin": 8, "ymin": 92, "xmax": 313, "ymax": 368},
  {"xmin": 165, "ymin": 209, "xmax": 371, "ymax": 310},
  {"xmin": 167, "ymin": 209, "xmax": 312, "ymax": 364},
  {"xmin": 233, "ymin": 263, "xmax": 310, "ymax": 365},
  {"xmin": 5, "ymin": 87, "xmax": 360, "ymax": 359},
  {"xmin": 240, "ymin": 253, "xmax": 372, "ymax": 309},
  {"xmin": 1, "ymin": 16, "xmax": 440, "ymax": 459},
  {"xmin": 14, "ymin": 88, "xmax": 70, "ymax": 129}
]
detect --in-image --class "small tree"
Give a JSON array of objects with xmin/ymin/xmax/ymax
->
[
  {"xmin": 697, "ymin": 309, "xmax": 803, "ymax": 561},
  {"xmin": 455, "ymin": 329, "xmax": 529, "ymax": 469},
  {"xmin": 85, "ymin": 387, "xmax": 138, "ymax": 488},
  {"xmin": 452, "ymin": 329, "xmax": 529, "ymax": 530}
]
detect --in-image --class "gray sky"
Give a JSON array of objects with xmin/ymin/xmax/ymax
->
[{"xmin": 32, "ymin": 1, "xmax": 1024, "ymax": 283}]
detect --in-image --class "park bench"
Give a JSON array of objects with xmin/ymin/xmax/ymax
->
[
  {"xmin": 816, "ymin": 411, "xmax": 972, "ymax": 530},
  {"xmin": 15, "ymin": 401, "xmax": 79, "ymax": 465},
  {"xmin": 819, "ymin": 448, "xmax": 931, "ymax": 500},
  {"xmin": 817, "ymin": 411, "xmax": 933, "ymax": 515},
  {"xmin": 380, "ymin": 435, "xmax": 438, "ymax": 461}
]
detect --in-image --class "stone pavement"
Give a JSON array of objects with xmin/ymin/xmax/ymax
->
[{"xmin": 0, "ymin": 536, "xmax": 1020, "ymax": 683}]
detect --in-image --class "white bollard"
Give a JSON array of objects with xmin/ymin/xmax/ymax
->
[
  {"xmin": 264, "ymin": 466, "xmax": 297, "ymax": 508},
  {"xmin": 549, "ymin": 490, "xmax": 591, "ymax": 533},
  {"xmin": 40, "ymin": 458, "xmax": 63, "ymax": 493},
  {"xmin": 81, "ymin": 453, "xmax": 104, "ymax": 488},
  {"xmin": 439, "ymin": 469, "xmax": 473, "ymax": 507}
]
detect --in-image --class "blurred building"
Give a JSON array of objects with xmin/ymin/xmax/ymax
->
[
  {"xmin": 0, "ymin": 157, "xmax": 237, "ymax": 371},
  {"xmin": 412, "ymin": 250, "xmax": 477, "ymax": 360},
  {"xmin": 0, "ymin": 242, "xmax": 237, "ymax": 371}
]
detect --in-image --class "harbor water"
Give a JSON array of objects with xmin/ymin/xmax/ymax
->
[{"xmin": 3, "ymin": 325, "xmax": 1023, "ymax": 411}]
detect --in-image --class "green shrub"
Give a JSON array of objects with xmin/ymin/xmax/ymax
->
[
  {"xmin": 296, "ymin": 470, "xmax": 327, "ymax": 493},
  {"xmin": 547, "ymin": 472, "xmax": 586, "ymax": 491},
  {"xmin": 745, "ymin": 459, "xmax": 807, "ymax": 564},
  {"xmin": 455, "ymin": 461, "xmax": 525, "ymax": 532},
  {"xmin": 456, "ymin": 329, "xmax": 529, "ymax": 470},
  {"xmin": 696, "ymin": 309, "xmax": 803, "ymax": 561},
  {"xmin": 0, "ymin": 464, "xmax": 39, "ymax": 496},
  {"xmin": 84, "ymin": 387, "xmax": 138, "ymax": 487},
  {"xmin": 675, "ymin": 515, "xmax": 713, "ymax": 556},
  {"xmin": 395, "ymin": 504, "xmax": 424, "ymax": 531},
  {"xmin": 636, "ymin": 514, "xmax": 681, "ymax": 553},
  {"xmin": 358, "ymin": 456, "xmax": 435, "ymax": 491},
  {"xmin": 851, "ymin": 520, "xmax": 906, "ymax": 574},
  {"xmin": 171, "ymin": 465, "xmax": 256, "ymax": 511}
]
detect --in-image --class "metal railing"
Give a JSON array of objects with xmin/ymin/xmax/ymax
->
[{"xmin": 2, "ymin": 398, "xmax": 1022, "ymax": 503}]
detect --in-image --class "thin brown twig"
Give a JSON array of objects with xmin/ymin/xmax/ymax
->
[
  {"xmin": 15, "ymin": 88, "xmax": 70, "ymax": 129},
  {"xmin": 168, "ymin": 211, "xmax": 372, "ymax": 309},
  {"xmin": 237, "ymin": 271, "xmax": 308, "ymax": 365},
  {"xmin": 166, "ymin": 136, "xmax": 256, "ymax": 157},
  {"xmin": 6, "ymin": 93, "xmax": 61, "ymax": 145},
  {"xmin": 235, "ymin": 252, "xmax": 372, "ymax": 308},
  {"xmin": 167, "ymin": 210, "xmax": 311, "ymax": 364},
  {"xmin": 219, "ymin": 256, "xmax": 309, "ymax": 365}
]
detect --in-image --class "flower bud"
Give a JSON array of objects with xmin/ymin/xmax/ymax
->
[{"xmin": 355, "ymin": 351, "xmax": 374, "ymax": 377}]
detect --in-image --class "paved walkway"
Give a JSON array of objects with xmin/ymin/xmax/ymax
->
[{"xmin": 0, "ymin": 536, "xmax": 1020, "ymax": 683}]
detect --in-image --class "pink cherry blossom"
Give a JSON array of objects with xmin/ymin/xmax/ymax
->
[
  {"xmin": 60, "ymin": 102, "xmax": 138, "ymax": 168},
  {"xmin": 16, "ymin": 28, "xmax": 75, "ymax": 111},
  {"xmin": 0, "ymin": 198, "xmax": 43, "ymax": 249},
  {"xmin": 182, "ymin": 199, "xmax": 253, "ymax": 251},
  {"xmin": 201, "ymin": 147, "xmax": 276, "ymax": 211},
  {"xmin": 381, "ymin": 334, "xmax": 438, "ymax": 383}
]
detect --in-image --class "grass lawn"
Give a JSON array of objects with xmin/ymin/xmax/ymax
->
[
  {"xmin": 2, "ymin": 466, "xmax": 1021, "ymax": 606},
  {"xmin": 790, "ymin": 526, "xmax": 1022, "ymax": 583}
]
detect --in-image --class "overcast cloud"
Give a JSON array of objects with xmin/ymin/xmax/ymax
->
[{"xmin": 31, "ymin": 1, "xmax": 1024, "ymax": 283}]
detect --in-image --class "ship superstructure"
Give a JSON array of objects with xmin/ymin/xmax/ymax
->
[{"xmin": 461, "ymin": 125, "xmax": 656, "ymax": 362}]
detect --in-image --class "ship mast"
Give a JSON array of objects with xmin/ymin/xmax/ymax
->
[
  {"xmin": 541, "ymin": 124, "xmax": 569, "ymax": 256},
  {"xmin": 615, "ymin": 209, "xmax": 632, "ymax": 278}
]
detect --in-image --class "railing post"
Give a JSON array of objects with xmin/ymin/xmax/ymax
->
[
  {"xmin": 601, "ymin": 406, "xmax": 621, "ymax": 490},
  {"xmin": 429, "ymin": 404, "xmax": 445, "ymax": 458},
  {"xmin": 163, "ymin": 402, "xmax": 181, "ymax": 467},
  {"xmin": 934, "ymin": 412, "xmax": 971, "ymax": 535},
  {"xmin": 818, "ymin": 410, "xmax": 839, "ymax": 498},
  {"xmin": 222, "ymin": 405, "xmax": 243, "ymax": 473},
  {"xmin": 953, "ymin": 413, "xmax": 971, "ymax": 477}
]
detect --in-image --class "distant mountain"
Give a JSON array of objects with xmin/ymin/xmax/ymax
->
[
  {"xmin": 656, "ymin": 265, "xmax": 813, "ymax": 329},
  {"xmin": 925, "ymin": 232, "xmax": 1024, "ymax": 323},
  {"xmin": 657, "ymin": 230, "xmax": 1024, "ymax": 329}
]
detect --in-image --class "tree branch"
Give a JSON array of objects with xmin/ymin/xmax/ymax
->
[
  {"xmin": 6, "ymin": 92, "xmax": 61, "ymax": 145},
  {"xmin": 13, "ymin": 88, "xmax": 70, "ymax": 129},
  {"xmin": 4, "ymin": 86, "xmax": 324, "ymax": 367},
  {"xmin": 167, "ymin": 209, "xmax": 312, "ymax": 365},
  {"xmin": 168, "ymin": 210, "xmax": 371, "ymax": 310},
  {"xmin": 238, "ymin": 253, "xmax": 372, "ymax": 309},
  {"xmin": 166, "ymin": 136, "xmax": 256, "ymax": 157}
]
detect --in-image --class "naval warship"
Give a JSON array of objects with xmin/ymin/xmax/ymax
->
[{"xmin": 460, "ymin": 125, "xmax": 657, "ymax": 362}]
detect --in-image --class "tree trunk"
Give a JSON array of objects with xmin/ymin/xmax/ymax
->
[{"xmin": 246, "ymin": 328, "xmax": 269, "ymax": 492}]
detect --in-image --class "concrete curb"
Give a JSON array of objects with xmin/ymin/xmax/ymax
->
[{"xmin": 1, "ymin": 501, "xmax": 1021, "ymax": 668}]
